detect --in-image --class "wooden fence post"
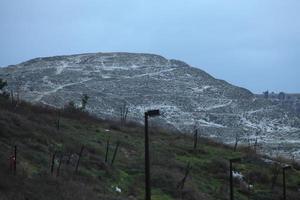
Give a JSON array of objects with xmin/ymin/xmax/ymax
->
[
  {"xmin": 105, "ymin": 139, "xmax": 110, "ymax": 163},
  {"xmin": 13, "ymin": 145, "xmax": 17, "ymax": 175},
  {"xmin": 193, "ymin": 129, "xmax": 198, "ymax": 150},
  {"xmin": 56, "ymin": 110, "xmax": 60, "ymax": 131},
  {"xmin": 50, "ymin": 151, "xmax": 56, "ymax": 175},
  {"xmin": 75, "ymin": 145, "xmax": 84, "ymax": 173},
  {"xmin": 111, "ymin": 141, "xmax": 120, "ymax": 166}
]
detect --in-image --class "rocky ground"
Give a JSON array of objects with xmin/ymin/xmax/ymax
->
[{"xmin": 0, "ymin": 52, "xmax": 299, "ymax": 160}]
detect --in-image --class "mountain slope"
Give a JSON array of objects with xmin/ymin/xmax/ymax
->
[{"xmin": 0, "ymin": 52, "xmax": 299, "ymax": 157}]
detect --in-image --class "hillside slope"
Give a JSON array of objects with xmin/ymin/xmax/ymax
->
[
  {"xmin": 0, "ymin": 97, "xmax": 300, "ymax": 200},
  {"xmin": 0, "ymin": 52, "xmax": 299, "ymax": 158}
]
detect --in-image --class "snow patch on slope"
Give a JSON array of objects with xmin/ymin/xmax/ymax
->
[
  {"xmin": 197, "ymin": 119, "xmax": 226, "ymax": 128},
  {"xmin": 200, "ymin": 100, "xmax": 232, "ymax": 111},
  {"xmin": 56, "ymin": 62, "xmax": 69, "ymax": 75},
  {"xmin": 34, "ymin": 78, "xmax": 93, "ymax": 102},
  {"xmin": 192, "ymin": 85, "xmax": 212, "ymax": 93},
  {"xmin": 101, "ymin": 64, "xmax": 142, "ymax": 71}
]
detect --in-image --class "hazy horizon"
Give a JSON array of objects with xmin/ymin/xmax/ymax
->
[{"xmin": 1, "ymin": 0, "xmax": 299, "ymax": 93}]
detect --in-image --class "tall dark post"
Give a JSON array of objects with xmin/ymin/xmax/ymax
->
[
  {"xmin": 144, "ymin": 109, "xmax": 160, "ymax": 200},
  {"xmin": 105, "ymin": 139, "xmax": 110, "ymax": 163},
  {"xmin": 56, "ymin": 110, "xmax": 60, "ymax": 131},
  {"xmin": 230, "ymin": 161, "xmax": 233, "ymax": 200},
  {"xmin": 283, "ymin": 168, "xmax": 286, "ymax": 200},
  {"xmin": 282, "ymin": 165, "xmax": 291, "ymax": 200},
  {"xmin": 111, "ymin": 141, "xmax": 120, "ymax": 166},
  {"xmin": 50, "ymin": 151, "xmax": 56, "ymax": 175},
  {"xmin": 193, "ymin": 129, "xmax": 198, "ymax": 150},
  {"xmin": 14, "ymin": 145, "xmax": 17, "ymax": 175},
  {"xmin": 145, "ymin": 113, "xmax": 150, "ymax": 200}
]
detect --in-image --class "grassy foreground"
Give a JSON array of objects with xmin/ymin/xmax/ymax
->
[{"xmin": 0, "ymin": 98, "xmax": 300, "ymax": 200}]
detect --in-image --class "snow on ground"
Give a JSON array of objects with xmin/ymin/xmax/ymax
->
[
  {"xmin": 42, "ymin": 76, "xmax": 56, "ymax": 88},
  {"xmin": 240, "ymin": 114, "xmax": 299, "ymax": 134},
  {"xmin": 197, "ymin": 119, "xmax": 225, "ymax": 128},
  {"xmin": 100, "ymin": 62, "xmax": 142, "ymax": 71},
  {"xmin": 101, "ymin": 75, "xmax": 111, "ymax": 79},
  {"xmin": 115, "ymin": 186, "xmax": 121, "ymax": 193},
  {"xmin": 56, "ymin": 62, "xmax": 69, "ymax": 75},
  {"xmin": 192, "ymin": 85, "xmax": 212, "ymax": 93},
  {"xmin": 232, "ymin": 171, "xmax": 244, "ymax": 181},
  {"xmin": 200, "ymin": 100, "xmax": 232, "ymax": 111},
  {"xmin": 34, "ymin": 78, "xmax": 93, "ymax": 102},
  {"xmin": 130, "ymin": 64, "xmax": 140, "ymax": 69},
  {"xmin": 245, "ymin": 108, "xmax": 264, "ymax": 115},
  {"xmin": 240, "ymin": 115, "xmax": 258, "ymax": 129},
  {"xmin": 126, "ymin": 68, "xmax": 176, "ymax": 79}
]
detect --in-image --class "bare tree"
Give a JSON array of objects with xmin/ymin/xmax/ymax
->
[
  {"xmin": 253, "ymin": 129, "xmax": 262, "ymax": 153},
  {"xmin": 10, "ymin": 89, "xmax": 14, "ymax": 104},
  {"xmin": 15, "ymin": 77, "xmax": 24, "ymax": 104},
  {"xmin": 278, "ymin": 92, "xmax": 286, "ymax": 101},
  {"xmin": 233, "ymin": 131, "xmax": 241, "ymax": 152},
  {"xmin": 0, "ymin": 79, "xmax": 9, "ymax": 99},
  {"xmin": 120, "ymin": 101, "xmax": 129, "ymax": 124},
  {"xmin": 263, "ymin": 91, "xmax": 269, "ymax": 99},
  {"xmin": 246, "ymin": 131, "xmax": 252, "ymax": 149},
  {"xmin": 81, "ymin": 94, "xmax": 89, "ymax": 110},
  {"xmin": 233, "ymin": 117, "xmax": 248, "ymax": 152},
  {"xmin": 9, "ymin": 76, "xmax": 25, "ymax": 109},
  {"xmin": 51, "ymin": 94, "xmax": 62, "ymax": 131}
]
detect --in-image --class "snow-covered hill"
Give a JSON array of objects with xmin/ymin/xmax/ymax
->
[{"xmin": 1, "ymin": 52, "xmax": 299, "ymax": 158}]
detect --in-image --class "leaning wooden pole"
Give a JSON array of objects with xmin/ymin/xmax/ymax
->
[
  {"xmin": 56, "ymin": 110, "xmax": 61, "ymax": 131},
  {"xmin": 111, "ymin": 141, "xmax": 120, "ymax": 166},
  {"xmin": 13, "ymin": 145, "xmax": 17, "ymax": 175},
  {"xmin": 177, "ymin": 162, "xmax": 191, "ymax": 191},
  {"xmin": 193, "ymin": 129, "xmax": 198, "ymax": 150},
  {"xmin": 75, "ymin": 145, "xmax": 84, "ymax": 173},
  {"xmin": 50, "ymin": 151, "xmax": 56, "ymax": 175},
  {"xmin": 105, "ymin": 139, "xmax": 110, "ymax": 163}
]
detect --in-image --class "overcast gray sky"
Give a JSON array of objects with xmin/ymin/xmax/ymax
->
[{"xmin": 0, "ymin": 0, "xmax": 299, "ymax": 93}]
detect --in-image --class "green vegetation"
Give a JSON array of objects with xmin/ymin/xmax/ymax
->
[{"xmin": 0, "ymin": 96, "xmax": 300, "ymax": 200}]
